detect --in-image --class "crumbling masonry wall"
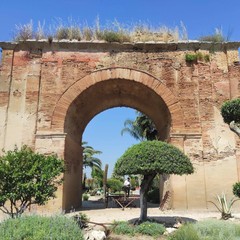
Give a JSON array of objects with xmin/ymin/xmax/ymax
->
[{"xmin": 0, "ymin": 41, "xmax": 239, "ymax": 211}]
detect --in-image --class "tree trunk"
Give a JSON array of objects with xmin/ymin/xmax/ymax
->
[
  {"xmin": 103, "ymin": 164, "xmax": 108, "ymax": 207},
  {"xmin": 230, "ymin": 121, "xmax": 240, "ymax": 137},
  {"xmin": 139, "ymin": 173, "xmax": 156, "ymax": 222}
]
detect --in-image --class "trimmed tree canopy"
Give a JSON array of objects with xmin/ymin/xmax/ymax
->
[
  {"xmin": 114, "ymin": 140, "xmax": 194, "ymax": 176},
  {"xmin": 221, "ymin": 98, "xmax": 240, "ymax": 137},
  {"xmin": 221, "ymin": 98, "xmax": 240, "ymax": 124}
]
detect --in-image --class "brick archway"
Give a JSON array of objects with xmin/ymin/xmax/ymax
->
[
  {"xmin": 50, "ymin": 67, "xmax": 185, "ymax": 210},
  {"xmin": 1, "ymin": 41, "xmax": 239, "ymax": 212},
  {"xmin": 51, "ymin": 67, "xmax": 184, "ymax": 133}
]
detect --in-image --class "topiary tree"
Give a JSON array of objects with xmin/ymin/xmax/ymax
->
[
  {"xmin": 0, "ymin": 146, "xmax": 64, "ymax": 218},
  {"xmin": 114, "ymin": 140, "xmax": 194, "ymax": 222},
  {"xmin": 221, "ymin": 98, "xmax": 240, "ymax": 137},
  {"xmin": 221, "ymin": 99, "xmax": 240, "ymax": 202}
]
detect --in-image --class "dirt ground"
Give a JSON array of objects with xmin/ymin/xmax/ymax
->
[
  {"xmin": 72, "ymin": 196, "xmax": 236, "ymax": 223},
  {"xmin": 1, "ymin": 196, "xmax": 240, "ymax": 240},
  {"xmin": 66, "ymin": 196, "xmax": 240, "ymax": 239}
]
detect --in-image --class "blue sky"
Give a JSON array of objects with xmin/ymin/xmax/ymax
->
[
  {"xmin": 1, "ymin": 0, "xmax": 240, "ymax": 176},
  {"xmin": 1, "ymin": 0, "xmax": 240, "ymax": 41}
]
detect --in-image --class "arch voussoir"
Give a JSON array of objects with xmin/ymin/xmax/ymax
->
[
  {"xmin": 51, "ymin": 68, "xmax": 185, "ymax": 133},
  {"xmin": 129, "ymin": 69, "xmax": 142, "ymax": 82},
  {"xmin": 155, "ymin": 84, "xmax": 178, "ymax": 106},
  {"xmin": 98, "ymin": 69, "xmax": 112, "ymax": 82},
  {"xmin": 120, "ymin": 68, "xmax": 132, "ymax": 80},
  {"xmin": 168, "ymin": 102, "xmax": 185, "ymax": 128}
]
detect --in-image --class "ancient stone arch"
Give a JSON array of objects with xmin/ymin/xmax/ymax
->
[
  {"xmin": 0, "ymin": 41, "xmax": 239, "ymax": 211},
  {"xmin": 52, "ymin": 68, "xmax": 184, "ymax": 135},
  {"xmin": 50, "ymin": 67, "xmax": 185, "ymax": 209}
]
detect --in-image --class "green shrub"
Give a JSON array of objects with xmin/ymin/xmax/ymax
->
[
  {"xmin": 196, "ymin": 52, "xmax": 203, "ymax": 61},
  {"xmin": 185, "ymin": 52, "xmax": 211, "ymax": 64},
  {"xmin": 55, "ymin": 27, "xmax": 70, "ymax": 40},
  {"xmin": 112, "ymin": 221, "xmax": 135, "ymax": 236},
  {"xmin": 135, "ymin": 221, "xmax": 165, "ymax": 236},
  {"xmin": 168, "ymin": 223, "xmax": 199, "ymax": 240},
  {"xmin": 195, "ymin": 219, "xmax": 240, "ymax": 240},
  {"xmin": 199, "ymin": 28, "xmax": 226, "ymax": 43},
  {"xmin": 0, "ymin": 145, "xmax": 64, "ymax": 218},
  {"xmin": 99, "ymin": 30, "xmax": 131, "ymax": 43},
  {"xmin": 82, "ymin": 193, "xmax": 89, "ymax": 201},
  {"xmin": 185, "ymin": 53, "xmax": 198, "ymax": 62},
  {"xmin": 233, "ymin": 182, "xmax": 240, "ymax": 198},
  {"xmin": 112, "ymin": 221, "xmax": 166, "ymax": 237},
  {"xmin": 199, "ymin": 33, "xmax": 225, "ymax": 43},
  {"xmin": 199, "ymin": 34, "xmax": 225, "ymax": 42},
  {"xmin": 0, "ymin": 215, "xmax": 84, "ymax": 240},
  {"xmin": 107, "ymin": 178, "xmax": 123, "ymax": 193},
  {"xmin": 168, "ymin": 219, "xmax": 240, "ymax": 240},
  {"xmin": 204, "ymin": 54, "xmax": 210, "ymax": 62}
]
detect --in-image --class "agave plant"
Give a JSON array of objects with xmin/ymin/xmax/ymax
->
[{"xmin": 208, "ymin": 193, "xmax": 239, "ymax": 220}]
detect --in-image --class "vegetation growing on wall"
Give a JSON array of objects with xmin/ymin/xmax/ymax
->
[
  {"xmin": 14, "ymin": 20, "xmax": 187, "ymax": 43},
  {"xmin": 13, "ymin": 19, "xmax": 230, "ymax": 44},
  {"xmin": 13, "ymin": 19, "xmax": 188, "ymax": 43},
  {"xmin": 198, "ymin": 28, "xmax": 227, "ymax": 42},
  {"xmin": 185, "ymin": 52, "xmax": 210, "ymax": 63}
]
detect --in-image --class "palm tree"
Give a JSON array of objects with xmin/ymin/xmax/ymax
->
[
  {"xmin": 121, "ymin": 111, "xmax": 158, "ymax": 141},
  {"xmin": 82, "ymin": 141, "xmax": 102, "ymax": 190},
  {"xmin": 82, "ymin": 141, "xmax": 102, "ymax": 171}
]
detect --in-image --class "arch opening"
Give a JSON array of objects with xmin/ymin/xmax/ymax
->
[{"xmin": 61, "ymin": 77, "xmax": 172, "ymax": 211}]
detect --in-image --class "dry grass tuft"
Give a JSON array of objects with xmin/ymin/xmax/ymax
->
[
  {"xmin": 13, "ymin": 18, "xmax": 190, "ymax": 43},
  {"xmin": 199, "ymin": 27, "xmax": 226, "ymax": 42},
  {"xmin": 130, "ymin": 24, "xmax": 179, "ymax": 43},
  {"xmin": 14, "ymin": 20, "xmax": 34, "ymax": 41}
]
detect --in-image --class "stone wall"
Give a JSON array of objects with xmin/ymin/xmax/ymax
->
[{"xmin": 0, "ymin": 41, "xmax": 239, "ymax": 211}]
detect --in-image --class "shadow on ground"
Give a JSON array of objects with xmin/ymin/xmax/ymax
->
[
  {"xmin": 80, "ymin": 197, "xmax": 159, "ymax": 210},
  {"xmin": 129, "ymin": 216, "xmax": 197, "ymax": 227}
]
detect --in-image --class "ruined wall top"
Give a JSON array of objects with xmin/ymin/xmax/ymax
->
[{"xmin": 0, "ymin": 40, "xmax": 240, "ymax": 52}]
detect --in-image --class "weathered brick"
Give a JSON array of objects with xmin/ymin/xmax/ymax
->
[{"xmin": 0, "ymin": 41, "xmax": 239, "ymax": 212}]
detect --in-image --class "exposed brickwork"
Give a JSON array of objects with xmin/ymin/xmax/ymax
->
[{"xmin": 0, "ymin": 41, "xmax": 239, "ymax": 211}]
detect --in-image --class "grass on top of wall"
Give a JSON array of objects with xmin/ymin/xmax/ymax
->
[{"xmin": 13, "ymin": 18, "xmax": 187, "ymax": 43}]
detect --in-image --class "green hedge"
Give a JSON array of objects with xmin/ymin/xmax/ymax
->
[
  {"xmin": 0, "ymin": 215, "xmax": 83, "ymax": 240},
  {"xmin": 168, "ymin": 219, "xmax": 240, "ymax": 240},
  {"xmin": 112, "ymin": 221, "xmax": 165, "ymax": 237}
]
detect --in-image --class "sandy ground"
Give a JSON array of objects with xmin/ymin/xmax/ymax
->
[
  {"xmin": 1, "ymin": 196, "xmax": 240, "ymax": 240},
  {"xmin": 1, "ymin": 196, "xmax": 240, "ymax": 226},
  {"xmin": 67, "ymin": 196, "xmax": 240, "ymax": 225}
]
